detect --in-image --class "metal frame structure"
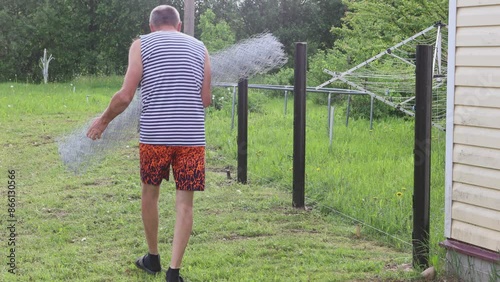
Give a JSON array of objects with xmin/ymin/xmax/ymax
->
[
  {"xmin": 212, "ymin": 82, "xmax": 370, "ymax": 131},
  {"xmin": 316, "ymin": 23, "xmax": 447, "ymax": 131}
]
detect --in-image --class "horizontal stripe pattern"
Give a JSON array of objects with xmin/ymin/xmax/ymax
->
[{"xmin": 139, "ymin": 31, "xmax": 206, "ymax": 146}]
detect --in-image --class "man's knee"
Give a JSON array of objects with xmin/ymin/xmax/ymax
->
[
  {"xmin": 142, "ymin": 194, "xmax": 159, "ymax": 204},
  {"xmin": 176, "ymin": 202, "xmax": 193, "ymax": 217},
  {"xmin": 142, "ymin": 183, "xmax": 160, "ymax": 201}
]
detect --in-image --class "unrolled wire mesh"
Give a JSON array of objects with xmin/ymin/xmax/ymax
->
[
  {"xmin": 58, "ymin": 33, "xmax": 287, "ymax": 173},
  {"xmin": 58, "ymin": 96, "xmax": 141, "ymax": 173},
  {"xmin": 210, "ymin": 33, "xmax": 288, "ymax": 83}
]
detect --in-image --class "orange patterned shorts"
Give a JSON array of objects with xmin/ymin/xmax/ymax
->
[{"xmin": 139, "ymin": 144, "xmax": 205, "ymax": 191}]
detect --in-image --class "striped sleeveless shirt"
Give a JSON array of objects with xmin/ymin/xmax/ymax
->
[{"xmin": 139, "ymin": 31, "xmax": 206, "ymax": 146}]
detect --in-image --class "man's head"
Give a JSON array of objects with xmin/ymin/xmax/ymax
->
[{"xmin": 149, "ymin": 5, "xmax": 181, "ymax": 31}]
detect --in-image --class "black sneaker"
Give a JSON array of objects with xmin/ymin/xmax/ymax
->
[
  {"xmin": 135, "ymin": 254, "xmax": 162, "ymax": 275},
  {"xmin": 166, "ymin": 267, "xmax": 184, "ymax": 282}
]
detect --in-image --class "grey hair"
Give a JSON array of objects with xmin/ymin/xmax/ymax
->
[{"xmin": 149, "ymin": 5, "xmax": 180, "ymax": 27}]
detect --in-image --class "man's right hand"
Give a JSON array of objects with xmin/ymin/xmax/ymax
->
[{"xmin": 86, "ymin": 117, "xmax": 108, "ymax": 140}]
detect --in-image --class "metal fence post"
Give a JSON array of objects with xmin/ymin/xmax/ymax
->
[
  {"xmin": 329, "ymin": 106, "xmax": 335, "ymax": 151},
  {"xmin": 327, "ymin": 92, "xmax": 332, "ymax": 131},
  {"xmin": 413, "ymin": 45, "xmax": 433, "ymax": 269},
  {"xmin": 370, "ymin": 96, "xmax": 374, "ymax": 130},
  {"xmin": 346, "ymin": 95, "xmax": 351, "ymax": 127},
  {"xmin": 293, "ymin": 43, "xmax": 307, "ymax": 208},
  {"xmin": 237, "ymin": 79, "xmax": 248, "ymax": 184}
]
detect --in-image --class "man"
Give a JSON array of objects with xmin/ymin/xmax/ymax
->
[{"xmin": 86, "ymin": 5, "xmax": 211, "ymax": 282}]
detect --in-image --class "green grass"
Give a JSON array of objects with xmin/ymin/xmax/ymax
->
[
  {"xmin": 0, "ymin": 78, "xmax": 449, "ymax": 281},
  {"xmin": 206, "ymin": 92, "xmax": 446, "ymax": 252}
]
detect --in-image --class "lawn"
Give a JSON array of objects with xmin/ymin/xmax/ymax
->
[
  {"xmin": 207, "ymin": 85, "xmax": 446, "ymax": 254},
  {"xmin": 0, "ymin": 77, "xmax": 448, "ymax": 281}
]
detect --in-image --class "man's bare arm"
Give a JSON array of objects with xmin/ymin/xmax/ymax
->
[
  {"xmin": 100, "ymin": 39, "xmax": 143, "ymax": 123},
  {"xmin": 201, "ymin": 48, "xmax": 212, "ymax": 108},
  {"xmin": 87, "ymin": 39, "xmax": 142, "ymax": 140}
]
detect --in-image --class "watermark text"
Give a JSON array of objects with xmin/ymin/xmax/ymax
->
[{"xmin": 6, "ymin": 170, "xmax": 16, "ymax": 274}]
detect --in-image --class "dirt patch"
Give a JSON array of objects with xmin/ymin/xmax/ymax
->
[
  {"xmin": 41, "ymin": 208, "xmax": 68, "ymax": 219},
  {"xmin": 221, "ymin": 233, "xmax": 272, "ymax": 241},
  {"xmin": 384, "ymin": 262, "xmax": 413, "ymax": 272}
]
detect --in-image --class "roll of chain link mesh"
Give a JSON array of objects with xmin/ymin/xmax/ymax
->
[{"xmin": 58, "ymin": 33, "xmax": 287, "ymax": 173}]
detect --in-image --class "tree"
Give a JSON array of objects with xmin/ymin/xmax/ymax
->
[
  {"xmin": 0, "ymin": 0, "xmax": 46, "ymax": 81},
  {"xmin": 199, "ymin": 9, "xmax": 236, "ymax": 52},
  {"xmin": 312, "ymin": 0, "xmax": 346, "ymax": 50},
  {"xmin": 308, "ymin": 0, "xmax": 449, "ymax": 117},
  {"xmin": 332, "ymin": 0, "xmax": 448, "ymax": 64},
  {"xmin": 93, "ymin": 0, "xmax": 154, "ymax": 75},
  {"xmin": 309, "ymin": 0, "xmax": 449, "ymax": 85},
  {"xmin": 0, "ymin": 0, "xmax": 367, "ymax": 82},
  {"xmin": 194, "ymin": 0, "xmax": 241, "ymax": 38},
  {"xmin": 237, "ymin": 0, "xmax": 346, "ymax": 62},
  {"xmin": 0, "ymin": 0, "xmax": 154, "ymax": 81}
]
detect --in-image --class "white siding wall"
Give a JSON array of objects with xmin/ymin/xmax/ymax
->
[{"xmin": 451, "ymin": 0, "xmax": 500, "ymax": 252}]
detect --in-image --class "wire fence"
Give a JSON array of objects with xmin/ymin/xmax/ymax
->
[{"xmin": 206, "ymin": 85, "xmax": 446, "ymax": 255}]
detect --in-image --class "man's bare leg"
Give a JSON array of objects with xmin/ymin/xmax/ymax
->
[
  {"xmin": 170, "ymin": 190, "xmax": 194, "ymax": 269},
  {"xmin": 142, "ymin": 183, "xmax": 161, "ymax": 255}
]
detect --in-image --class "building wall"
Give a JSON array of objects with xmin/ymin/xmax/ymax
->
[{"xmin": 449, "ymin": 0, "xmax": 500, "ymax": 252}]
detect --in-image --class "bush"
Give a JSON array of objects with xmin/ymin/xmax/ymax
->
[
  {"xmin": 261, "ymin": 68, "xmax": 294, "ymax": 98},
  {"xmin": 248, "ymin": 90, "xmax": 269, "ymax": 113},
  {"xmin": 209, "ymin": 86, "xmax": 269, "ymax": 114},
  {"xmin": 347, "ymin": 95, "xmax": 406, "ymax": 120},
  {"xmin": 211, "ymin": 87, "xmax": 234, "ymax": 110}
]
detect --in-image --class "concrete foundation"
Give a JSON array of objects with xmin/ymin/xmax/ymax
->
[{"xmin": 442, "ymin": 240, "xmax": 500, "ymax": 282}]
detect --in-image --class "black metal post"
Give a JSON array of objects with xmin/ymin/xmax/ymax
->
[
  {"xmin": 413, "ymin": 45, "xmax": 433, "ymax": 269},
  {"xmin": 293, "ymin": 43, "xmax": 307, "ymax": 208},
  {"xmin": 237, "ymin": 79, "xmax": 248, "ymax": 184}
]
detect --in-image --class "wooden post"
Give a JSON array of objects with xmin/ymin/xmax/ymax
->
[{"xmin": 183, "ymin": 0, "xmax": 195, "ymax": 36}]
